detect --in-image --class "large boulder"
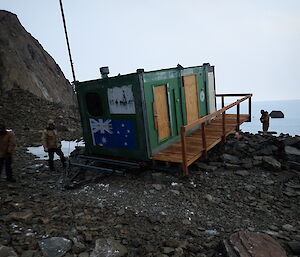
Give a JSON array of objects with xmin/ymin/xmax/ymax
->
[
  {"xmin": 270, "ymin": 110, "xmax": 284, "ymax": 118},
  {"xmin": 222, "ymin": 231, "xmax": 287, "ymax": 257}
]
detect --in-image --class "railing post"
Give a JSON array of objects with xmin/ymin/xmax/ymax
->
[
  {"xmin": 222, "ymin": 111, "xmax": 226, "ymax": 142},
  {"xmin": 236, "ymin": 103, "xmax": 240, "ymax": 131},
  {"xmin": 221, "ymin": 96, "xmax": 224, "ymax": 108},
  {"xmin": 201, "ymin": 123, "xmax": 207, "ymax": 158},
  {"xmin": 181, "ymin": 127, "xmax": 188, "ymax": 176},
  {"xmin": 248, "ymin": 97, "xmax": 252, "ymax": 122}
]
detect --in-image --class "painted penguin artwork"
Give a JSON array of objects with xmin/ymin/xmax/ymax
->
[{"xmin": 108, "ymin": 85, "xmax": 136, "ymax": 114}]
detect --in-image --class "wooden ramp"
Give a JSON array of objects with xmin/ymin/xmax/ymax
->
[{"xmin": 152, "ymin": 94, "xmax": 252, "ymax": 175}]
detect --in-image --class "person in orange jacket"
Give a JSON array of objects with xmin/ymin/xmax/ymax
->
[
  {"xmin": 0, "ymin": 122, "xmax": 16, "ymax": 182},
  {"xmin": 42, "ymin": 119, "xmax": 66, "ymax": 171}
]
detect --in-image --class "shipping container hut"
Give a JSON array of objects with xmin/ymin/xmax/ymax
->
[{"xmin": 75, "ymin": 63, "xmax": 216, "ymax": 163}]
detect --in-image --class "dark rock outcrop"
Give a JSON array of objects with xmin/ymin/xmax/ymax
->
[
  {"xmin": 0, "ymin": 10, "xmax": 75, "ymax": 106},
  {"xmin": 270, "ymin": 110, "xmax": 284, "ymax": 118}
]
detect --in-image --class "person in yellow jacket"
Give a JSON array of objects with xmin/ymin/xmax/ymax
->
[
  {"xmin": 42, "ymin": 119, "xmax": 66, "ymax": 171},
  {"xmin": 0, "ymin": 122, "xmax": 16, "ymax": 182}
]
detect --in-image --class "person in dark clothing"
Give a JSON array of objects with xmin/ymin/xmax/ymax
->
[
  {"xmin": 0, "ymin": 122, "xmax": 16, "ymax": 182},
  {"xmin": 42, "ymin": 119, "xmax": 66, "ymax": 171},
  {"xmin": 260, "ymin": 110, "xmax": 270, "ymax": 134}
]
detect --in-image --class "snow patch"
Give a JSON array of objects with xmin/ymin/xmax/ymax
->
[{"xmin": 27, "ymin": 141, "xmax": 84, "ymax": 160}]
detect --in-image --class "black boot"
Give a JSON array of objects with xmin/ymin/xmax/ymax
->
[
  {"xmin": 5, "ymin": 158, "xmax": 15, "ymax": 182},
  {"xmin": 7, "ymin": 177, "xmax": 16, "ymax": 183},
  {"xmin": 49, "ymin": 160, "xmax": 55, "ymax": 171}
]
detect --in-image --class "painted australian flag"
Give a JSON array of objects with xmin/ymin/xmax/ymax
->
[{"xmin": 89, "ymin": 119, "xmax": 136, "ymax": 150}]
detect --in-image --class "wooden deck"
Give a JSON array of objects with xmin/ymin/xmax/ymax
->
[
  {"xmin": 152, "ymin": 113, "xmax": 249, "ymax": 163},
  {"xmin": 152, "ymin": 94, "xmax": 252, "ymax": 175}
]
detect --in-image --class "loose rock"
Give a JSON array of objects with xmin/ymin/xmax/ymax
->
[
  {"xmin": 90, "ymin": 239, "xmax": 127, "ymax": 257},
  {"xmin": 39, "ymin": 237, "xmax": 72, "ymax": 257}
]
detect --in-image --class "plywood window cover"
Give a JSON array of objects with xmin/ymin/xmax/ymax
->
[
  {"xmin": 183, "ymin": 75, "xmax": 200, "ymax": 124},
  {"xmin": 153, "ymin": 84, "xmax": 171, "ymax": 142}
]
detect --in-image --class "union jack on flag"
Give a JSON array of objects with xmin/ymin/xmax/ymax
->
[{"xmin": 89, "ymin": 119, "xmax": 136, "ymax": 149}]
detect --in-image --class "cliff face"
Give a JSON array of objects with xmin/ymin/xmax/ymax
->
[{"xmin": 0, "ymin": 10, "xmax": 75, "ymax": 106}]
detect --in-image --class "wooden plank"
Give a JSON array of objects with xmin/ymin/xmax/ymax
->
[
  {"xmin": 152, "ymin": 152, "xmax": 197, "ymax": 163},
  {"xmin": 183, "ymin": 75, "xmax": 200, "ymax": 124},
  {"xmin": 187, "ymin": 152, "xmax": 204, "ymax": 166},
  {"xmin": 206, "ymin": 138, "xmax": 222, "ymax": 151},
  {"xmin": 154, "ymin": 85, "xmax": 171, "ymax": 141}
]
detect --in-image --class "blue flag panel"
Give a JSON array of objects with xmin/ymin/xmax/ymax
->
[{"xmin": 89, "ymin": 119, "xmax": 136, "ymax": 150}]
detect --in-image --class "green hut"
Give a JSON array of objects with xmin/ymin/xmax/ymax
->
[{"xmin": 75, "ymin": 63, "xmax": 216, "ymax": 161}]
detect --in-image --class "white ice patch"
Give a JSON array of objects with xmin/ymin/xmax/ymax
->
[{"xmin": 27, "ymin": 141, "xmax": 85, "ymax": 160}]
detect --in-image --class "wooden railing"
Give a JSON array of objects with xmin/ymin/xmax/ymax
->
[{"xmin": 180, "ymin": 93, "xmax": 252, "ymax": 175}]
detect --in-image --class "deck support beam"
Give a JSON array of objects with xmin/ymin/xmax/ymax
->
[
  {"xmin": 222, "ymin": 111, "xmax": 226, "ymax": 142},
  {"xmin": 201, "ymin": 123, "xmax": 207, "ymax": 158},
  {"xmin": 248, "ymin": 97, "xmax": 252, "ymax": 122},
  {"xmin": 236, "ymin": 103, "xmax": 240, "ymax": 131},
  {"xmin": 181, "ymin": 127, "xmax": 189, "ymax": 176}
]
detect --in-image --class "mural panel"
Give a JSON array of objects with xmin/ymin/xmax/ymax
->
[{"xmin": 107, "ymin": 85, "xmax": 136, "ymax": 114}]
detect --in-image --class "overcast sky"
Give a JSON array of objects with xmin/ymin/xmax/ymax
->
[{"xmin": 2, "ymin": 0, "xmax": 300, "ymax": 101}]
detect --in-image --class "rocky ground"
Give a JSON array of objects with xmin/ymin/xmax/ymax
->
[{"xmin": 1, "ymin": 90, "xmax": 300, "ymax": 257}]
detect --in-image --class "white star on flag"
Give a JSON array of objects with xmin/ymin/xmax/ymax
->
[{"xmin": 101, "ymin": 137, "xmax": 107, "ymax": 144}]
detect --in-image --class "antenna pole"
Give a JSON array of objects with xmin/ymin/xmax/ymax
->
[{"xmin": 59, "ymin": 0, "xmax": 76, "ymax": 82}]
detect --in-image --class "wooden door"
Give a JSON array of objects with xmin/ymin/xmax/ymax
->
[
  {"xmin": 183, "ymin": 75, "xmax": 200, "ymax": 124},
  {"xmin": 153, "ymin": 85, "xmax": 171, "ymax": 141}
]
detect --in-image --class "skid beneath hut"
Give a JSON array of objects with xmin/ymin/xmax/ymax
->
[{"xmin": 68, "ymin": 154, "xmax": 181, "ymax": 175}]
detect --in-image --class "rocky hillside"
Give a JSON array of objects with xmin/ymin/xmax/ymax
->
[
  {"xmin": 0, "ymin": 10, "xmax": 75, "ymax": 106},
  {"xmin": 0, "ymin": 87, "xmax": 82, "ymax": 145}
]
